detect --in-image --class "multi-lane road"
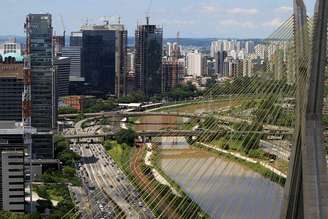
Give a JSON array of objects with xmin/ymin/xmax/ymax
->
[{"xmin": 66, "ymin": 122, "xmax": 154, "ymax": 219}]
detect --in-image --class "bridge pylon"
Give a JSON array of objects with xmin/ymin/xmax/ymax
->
[{"xmin": 281, "ymin": 0, "xmax": 328, "ymax": 218}]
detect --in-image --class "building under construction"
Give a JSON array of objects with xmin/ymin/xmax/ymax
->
[
  {"xmin": 135, "ymin": 18, "xmax": 163, "ymax": 97},
  {"xmin": 162, "ymin": 59, "xmax": 184, "ymax": 92}
]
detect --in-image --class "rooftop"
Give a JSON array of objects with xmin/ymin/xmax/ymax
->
[{"xmin": 0, "ymin": 121, "xmax": 24, "ymax": 135}]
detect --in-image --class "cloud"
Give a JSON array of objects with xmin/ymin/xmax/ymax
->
[
  {"xmin": 161, "ymin": 19, "xmax": 194, "ymax": 26},
  {"xmin": 226, "ymin": 8, "xmax": 258, "ymax": 15},
  {"xmin": 262, "ymin": 18, "xmax": 284, "ymax": 28},
  {"xmin": 219, "ymin": 19, "xmax": 256, "ymax": 28},
  {"xmin": 276, "ymin": 6, "xmax": 293, "ymax": 13},
  {"xmin": 198, "ymin": 4, "xmax": 219, "ymax": 15}
]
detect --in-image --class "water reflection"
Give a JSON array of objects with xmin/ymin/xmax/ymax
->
[{"xmin": 158, "ymin": 137, "xmax": 283, "ymax": 219}]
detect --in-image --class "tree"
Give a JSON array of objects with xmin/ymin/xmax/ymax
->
[
  {"xmin": 58, "ymin": 106, "xmax": 78, "ymax": 114},
  {"xmin": 63, "ymin": 166, "xmax": 76, "ymax": 177},
  {"xmin": 36, "ymin": 200, "xmax": 53, "ymax": 213},
  {"xmin": 116, "ymin": 128, "xmax": 136, "ymax": 146},
  {"xmin": 104, "ymin": 140, "xmax": 114, "ymax": 150}
]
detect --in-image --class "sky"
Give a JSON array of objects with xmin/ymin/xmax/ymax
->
[{"xmin": 0, "ymin": 0, "xmax": 316, "ymax": 38}]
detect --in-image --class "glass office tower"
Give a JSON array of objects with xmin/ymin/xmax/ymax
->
[
  {"xmin": 135, "ymin": 18, "xmax": 163, "ymax": 97},
  {"xmin": 26, "ymin": 14, "xmax": 55, "ymax": 159}
]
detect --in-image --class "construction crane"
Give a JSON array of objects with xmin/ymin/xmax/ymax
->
[
  {"xmin": 145, "ymin": 0, "xmax": 153, "ymax": 24},
  {"xmin": 60, "ymin": 15, "xmax": 66, "ymax": 44}
]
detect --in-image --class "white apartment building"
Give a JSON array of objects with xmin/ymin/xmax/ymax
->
[{"xmin": 187, "ymin": 50, "xmax": 203, "ymax": 78}]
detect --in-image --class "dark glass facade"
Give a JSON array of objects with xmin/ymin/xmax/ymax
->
[
  {"xmin": 27, "ymin": 14, "xmax": 55, "ymax": 159},
  {"xmin": 135, "ymin": 23, "xmax": 163, "ymax": 96},
  {"xmin": 0, "ymin": 64, "xmax": 23, "ymax": 121},
  {"xmin": 81, "ymin": 30, "xmax": 116, "ymax": 96}
]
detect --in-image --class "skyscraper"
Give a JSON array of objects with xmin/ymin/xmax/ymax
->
[
  {"xmin": 186, "ymin": 50, "xmax": 202, "ymax": 78},
  {"xmin": 81, "ymin": 22, "xmax": 127, "ymax": 97},
  {"xmin": 215, "ymin": 50, "xmax": 228, "ymax": 77},
  {"xmin": 26, "ymin": 14, "xmax": 55, "ymax": 159},
  {"xmin": 0, "ymin": 53, "xmax": 24, "ymax": 121},
  {"xmin": 162, "ymin": 59, "xmax": 184, "ymax": 92},
  {"xmin": 54, "ymin": 57, "xmax": 70, "ymax": 97},
  {"xmin": 135, "ymin": 18, "xmax": 163, "ymax": 96},
  {"xmin": 0, "ymin": 121, "xmax": 25, "ymax": 213},
  {"xmin": 53, "ymin": 35, "xmax": 65, "ymax": 57}
]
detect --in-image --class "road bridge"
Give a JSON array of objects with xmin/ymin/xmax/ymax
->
[{"xmin": 59, "ymin": 111, "xmax": 203, "ymax": 119}]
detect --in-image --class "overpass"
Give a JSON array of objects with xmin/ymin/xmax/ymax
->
[{"xmin": 59, "ymin": 111, "xmax": 203, "ymax": 119}]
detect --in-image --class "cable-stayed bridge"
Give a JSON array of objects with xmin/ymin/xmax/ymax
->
[{"xmin": 62, "ymin": 1, "xmax": 328, "ymax": 218}]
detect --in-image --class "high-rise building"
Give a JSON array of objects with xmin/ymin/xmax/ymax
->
[
  {"xmin": 54, "ymin": 57, "xmax": 70, "ymax": 97},
  {"xmin": 0, "ymin": 38, "xmax": 22, "ymax": 57},
  {"xmin": 0, "ymin": 56, "xmax": 24, "ymax": 121},
  {"xmin": 245, "ymin": 41, "xmax": 255, "ymax": 54},
  {"xmin": 186, "ymin": 50, "xmax": 202, "ymax": 78},
  {"xmin": 81, "ymin": 22, "xmax": 127, "ymax": 97},
  {"xmin": 0, "ymin": 121, "xmax": 25, "ymax": 213},
  {"xmin": 162, "ymin": 59, "xmax": 184, "ymax": 92},
  {"xmin": 215, "ymin": 50, "xmax": 227, "ymax": 77},
  {"xmin": 135, "ymin": 18, "xmax": 163, "ymax": 96},
  {"xmin": 70, "ymin": 32, "xmax": 82, "ymax": 47},
  {"xmin": 26, "ymin": 14, "xmax": 55, "ymax": 159},
  {"xmin": 210, "ymin": 41, "xmax": 222, "ymax": 58},
  {"xmin": 62, "ymin": 46, "xmax": 82, "ymax": 80},
  {"xmin": 53, "ymin": 35, "xmax": 65, "ymax": 57}
]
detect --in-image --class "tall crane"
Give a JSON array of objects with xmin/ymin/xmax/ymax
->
[
  {"xmin": 60, "ymin": 15, "xmax": 66, "ymax": 44},
  {"xmin": 145, "ymin": 0, "xmax": 153, "ymax": 24}
]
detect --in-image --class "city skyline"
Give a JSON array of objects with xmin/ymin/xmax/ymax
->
[{"xmin": 0, "ymin": 0, "xmax": 315, "ymax": 38}]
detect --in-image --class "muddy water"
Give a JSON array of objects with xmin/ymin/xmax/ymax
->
[
  {"xmin": 136, "ymin": 101, "xmax": 283, "ymax": 219},
  {"xmin": 158, "ymin": 137, "xmax": 283, "ymax": 219},
  {"xmin": 166, "ymin": 100, "xmax": 240, "ymax": 114}
]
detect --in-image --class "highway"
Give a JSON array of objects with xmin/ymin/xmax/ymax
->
[{"xmin": 68, "ymin": 122, "xmax": 154, "ymax": 219}]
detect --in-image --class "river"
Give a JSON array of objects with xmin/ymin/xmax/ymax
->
[{"xmin": 134, "ymin": 101, "xmax": 283, "ymax": 219}]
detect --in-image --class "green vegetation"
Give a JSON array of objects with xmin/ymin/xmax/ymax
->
[
  {"xmin": 58, "ymin": 106, "xmax": 78, "ymax": 114},
  {"xmin": 252, "ymin": 95, "xmax": 294, "ymax": 127},
  {"xmin": 164, "ymin": 82, "xmax": 201, "ymax": 101},
  {"xmin": 104, "ymin": 140, "xmax": 133, "ymax": 172},
  {"xmin": 0, "ymin": 211, "xmax": 40, "ymax": 219},
  {"xmin": 30, "ymin": 135, "xmax": 80, "ymax": 217},
  {"xmin": 115, "ymin": 128, "xmax": 137, "ymax": 146},
  {"xmin": 196, "ymin": 143, "xmax": 286, "ymax": 186},
  {"xmin": 118, "ymin": 91, "xmax": 145, "ymax": 103},
  {"xmin": 33, "ymin": 184, "xmax": 75, "ymax": 218},
  {"xmin": 83, "ymin": 98, "xmax": 118, "ymax": 113}
]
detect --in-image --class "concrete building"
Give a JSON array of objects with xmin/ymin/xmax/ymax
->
[
  {"xmin": 0, "ymin": 121, "xmax": 25, "ymax": 213},
  {"xmin": 186, "ymin": 50, "xmax": 202, "ymax": 78},
  {"xmin": 0, "ymin": 38, "xmax": 22, "ymax": 57},
  {"xmin": 26, "ymin": 13, "xmax": 56, "ymax": 159},
  {"xmin": 61, "ymin": 95, "xmax": 96, "ymax": 112},
  {"xmin": 53, "ymin": 35, "xmax": 65, "ymax": 57},
  {"xmin": 81, "ymin": 22, "xmax": 127, "ymax": 97},
  {"xmin": 135, "ymin": 18, "xmax": 163, "ymax": 96},
  {"xmin": 162, "ymin": 59, "xmax": 184, "ymax": 92},
  {"xmin": 245, "ymin": 41, "xmax": 255, "ymax": 54}
]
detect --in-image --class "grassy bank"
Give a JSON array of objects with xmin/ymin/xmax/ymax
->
[
  {"xmin": 195, "ymin": 143, "xmax": 286, "ymax": 186},
  {"xmin": 104, "ymin": 141, "xmax": 209, "ymax": 218}
]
